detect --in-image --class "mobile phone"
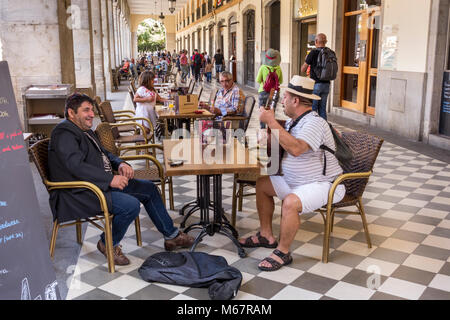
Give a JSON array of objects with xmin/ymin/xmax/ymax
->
[{"xmin": 168, "ymin": 159, "xmax": 184, "ymax": 167}]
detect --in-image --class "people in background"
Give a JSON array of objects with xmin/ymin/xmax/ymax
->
[
  {"xmin": 205, "ymin": 58, "xmax": 213, "ymax": 83},
  {"xmin": 213, "ymin": 48, "xmax": 225, "ymax": 82},
  {"xmin": 301, "ymin": 33, "xmax": 331, "ymax": 120},
  {"xmin": 180, "ymin": 50, "xmax": 189, "ymax": 82},
  {"xmin": 192, "ymin": 49, "xmax": 203, "ymax": 82},
  {"xmin": 133, "ymin": 71, "xmax": 164, "ymax": 133},
  {"xmin": 256, "ymin": 49, "xmax": 283, "ymax": 108}
]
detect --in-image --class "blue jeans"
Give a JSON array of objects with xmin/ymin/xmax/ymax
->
[
  {"xmin": 215, "ymin": 64, "xmax": 223, "ymax": 80},
  {"xmin": 206, "ymin": 72, "xmax": 212, "ymax": 82},
  {"xmin": 312, "ymin": 82, "xmax": 330, "ymax": 120},
  {"xmin": 100, "ymin": 179, "xmax": 178, "ymax": 247}
]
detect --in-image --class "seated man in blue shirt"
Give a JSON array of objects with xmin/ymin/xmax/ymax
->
[{"xmin": 210, "ymin": 71, "xmax": 245, "ymax": 117}]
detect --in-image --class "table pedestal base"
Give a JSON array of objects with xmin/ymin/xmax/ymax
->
[{"xmin": 183, "ymin": 174, "xmax": 246, "ymax": 258}]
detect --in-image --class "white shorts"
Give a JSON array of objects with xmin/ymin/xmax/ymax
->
[{"xmin": 269, "ymin": 176, "xmax": 346, "ymax": 214}]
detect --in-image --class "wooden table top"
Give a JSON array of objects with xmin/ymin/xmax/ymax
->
[
  {"xmin": 163, "ymin": 138, "xmax": 260, "ymax": 177},
  {"xmin": 156, "ymin": 105, "xmax": 214, "ymax": 119}
]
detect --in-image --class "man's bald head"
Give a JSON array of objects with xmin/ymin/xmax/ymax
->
[{"xmin": 315, "ymin": 33, "xmax": 328, "ymax": 47}]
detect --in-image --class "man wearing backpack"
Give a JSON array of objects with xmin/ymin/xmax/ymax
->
[
  {"xmin": 301, "ymin": 33, "xmax": 338, "ymax": 120},
  {"xmin": 256, "ymin": 48, "xmax": 283, "ymax": 128},
  {"xmin": 193, "ymin": 49, "xmax": 203, "ymax": 83}
]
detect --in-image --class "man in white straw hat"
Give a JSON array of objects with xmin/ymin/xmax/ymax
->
[{"xmin": 239, "ymin": 75, "xmax": 346, "ymax": 271}]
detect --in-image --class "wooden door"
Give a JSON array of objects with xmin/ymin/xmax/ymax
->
[
  {"xmin": 245, "ymin": 10, "xmax": 255, "ymax": 86},
  {"xmin": 341, "ymin": 4, "xmax": 380, "ymax": 115}
]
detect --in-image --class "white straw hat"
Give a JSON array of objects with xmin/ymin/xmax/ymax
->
[{"xmin": 282, "ymin": 75, "xmax": 321, "ymax": 100}]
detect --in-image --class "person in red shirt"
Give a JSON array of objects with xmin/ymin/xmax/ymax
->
[{"xmin": 119, "ymin": 59, "xmax": 130, "ymax": 77}]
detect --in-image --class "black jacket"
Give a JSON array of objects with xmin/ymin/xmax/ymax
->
[
  {"xmin": 48, "ymin": 120, "xmax": 124, "ymax": 223},
  {"xmin": 138, "ymin": 251, "xmax": 243, "ymax": 300}
]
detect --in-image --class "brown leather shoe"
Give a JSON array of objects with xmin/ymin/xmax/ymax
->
[
  {"xmin": 97, "ymin": 240, "xmax": 130, "ymax": 266},
  {"xmin": 164, "ymin": 232, "xmax": 195, "ymax": 251}
]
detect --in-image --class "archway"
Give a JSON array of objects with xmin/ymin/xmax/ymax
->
[
  {"xmin": 268, "ymin": 0, "xmax": 280, "ymax": 51},
  {"xmin": 228, "ymin": 14, "xmax": 237, "ymax": 58},
  {"xmin": 243, "ymin": 9, "xmax": 255, "ymax": 87},
  {"xmin": 137, "ymin": 18, "xmax": 167, "ymax": 54}
]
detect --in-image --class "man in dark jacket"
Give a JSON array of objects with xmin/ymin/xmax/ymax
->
[{"xmin": 48, "ymin": 93, "xmax": 194, "ymax": 265}]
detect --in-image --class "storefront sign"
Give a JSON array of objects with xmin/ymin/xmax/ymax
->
[
  {"xmin": 380, "ymin": 24, "xmax": 399, "ymax": 70},
  {"xmin": 294, "ymin": 0, "xmax": 317, "ymax": 19},
  {"xmin": 439, "ymin": 71, "xmax": 450, "ymax": 136},
  {"xmin": 0, "ymin": 61, "xmax": 60, "ymax": 300}
]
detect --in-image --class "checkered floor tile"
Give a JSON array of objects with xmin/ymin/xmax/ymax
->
[{"xmin": 64, "ymin": 77, "xmax": 450, "ymax": 300}]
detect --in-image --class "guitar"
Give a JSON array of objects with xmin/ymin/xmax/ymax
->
[{"xmin": 263, "ymin": 89, "xmax": 284, "ymax": 176}]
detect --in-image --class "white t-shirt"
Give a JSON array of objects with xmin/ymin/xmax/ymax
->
[
  {"xmin": 281, "ymin": 111, "xmax": 343, "ymax": 187},
  {"xmin": 135, "ymin": 86, "xmax": 157, "ymax": 129}
]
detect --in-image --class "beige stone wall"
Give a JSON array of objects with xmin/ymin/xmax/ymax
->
[{"xmin": 0, "ymin": 0, "xmax": 63, "ymax": 126}]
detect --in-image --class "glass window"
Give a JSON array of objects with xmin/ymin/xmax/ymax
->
[
  {"xmin": 368, "ymin": 76, "xmax": 377, "ymax": 107},
  {"xmin": 371, "ymin": 21, "xmax": 380, "ymax": 68},
  {"xmin": 344, "ymin": 14, "xmax": 361, "ymax": 67},
  {"xmin": 346, "ymin": 0, "xmax": 381, "ymax": 12},
  {"xmin": 343, "ymin": 74, "xmax": 358, "ymax": 103}
]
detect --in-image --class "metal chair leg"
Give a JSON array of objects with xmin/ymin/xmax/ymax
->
[
  {"xmin": 76, "ymin": 220, "xmax": 82, "ymax": 244},
  {"xmin": 358, "ymin": 198, "xmax": 372, "ymax": 248},
  {"xmin": 322, "ymin": 207, "xmax": 333, "ymax": 263},
  {"xmin": 103, "ymin": 215, "xmax": 115, "ymax": 273},
  {"xmin": 169, "ymin": 177, "xmax": 174, "ymax": 210},
  {"xmin": 49, "ymin": 220, "xmax": 59, "ymax": 259},
  {"xmin": 161, "ymin": 180, "xmax": 167, "ymax": 209},
  {"xmin": 231, "ymin": 175, "xmax": 238, "ymax": 227},
  {"xmin": 134, "ymin": 217, "xmax": 142, "ymax": 247}
]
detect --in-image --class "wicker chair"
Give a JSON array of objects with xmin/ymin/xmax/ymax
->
[
  {"xmin": 197, "ymin": 86, "xmax": 204, "ymax": 101},
  {"xmin": 29, "ymin": 139, "xmax": 142, "ymax": 274},
  {"xmin": 188, "ymin": 79, "xmax": 195, "ymax": 94},
  {"xmin": 223, "ymin": 95, "xmax": 256, "ymax": 132},
  {"xmin": 128, "ymin": 87, "xmax": 137, "ymax": 110},
  {"xmin": 95, "ymin": 122, "xmax": 174, "ymax": 210},
  {"xmin": 129, "ymin": 79, "xmax": 137, "ymax": 95},
  {"xmin": 98, "ymin": 101, "xmax": 155, "ymax": 149},
  {"xmin": 231, "ymin": 131, "xmax": 383, "ymax": 263},
  {"xmin": 316, "ymin": 131, "xmax": 384, "ymax": 263},
  {"xmin": 95, "ymin": 97, "xmax": 136, "ymax": 133}
]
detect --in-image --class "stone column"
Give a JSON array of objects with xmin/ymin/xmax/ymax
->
[
  {"xmin": 107, "ymin": 0, "xmax": 116, "ymax": 69},
  {"xmin": 90, "ymin": 0, "xmax": 106, "ymax": 100},
  {"xmin": 131, "ymin": 32, "xmax": 138, "ymax": 60},
  {"xmin": 58, "ymin": 0, "xmax": 76, "ymax": 86},
  {"xmin": 101, "ymin": 0, "xmax": 111, "ymax": 93},
  {"xmin": 72, "ymin": 0, "xmax": 95, "ymax": 94}
]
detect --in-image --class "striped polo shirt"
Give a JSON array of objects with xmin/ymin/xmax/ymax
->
[{"xmin": 281, "ymin": 111, "xmax": 342, "ymax": 187}]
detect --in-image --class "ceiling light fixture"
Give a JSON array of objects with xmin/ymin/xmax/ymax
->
[
  {"xmin": 169, "ymin": 0, "xmax": 176, "ymax": 14},
  {"xmin": 159, "ymin": 0, "xmax": 165, "ymax": 20}
]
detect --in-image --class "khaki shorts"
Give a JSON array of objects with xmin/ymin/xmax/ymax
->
[{"xmin": 269, "ymin": 176, "xmax": 346, "ymax": 214}]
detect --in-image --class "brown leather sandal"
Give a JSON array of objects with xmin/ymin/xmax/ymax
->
[
  {"xmin": 240, "ymin": 232, "xmax": 278, "ymax": 248},
  {"xmin": 258, "ymin": 249, "xmax": 293, "ymax": 272}
]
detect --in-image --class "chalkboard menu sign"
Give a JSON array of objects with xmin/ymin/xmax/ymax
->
[
  {"xmin": 439, "ymin": 71, "xmax": 450, "ymax": 136},
  {"xmin": 0, "ymin": 61, "xmax": 60, "ymax": 300}
]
